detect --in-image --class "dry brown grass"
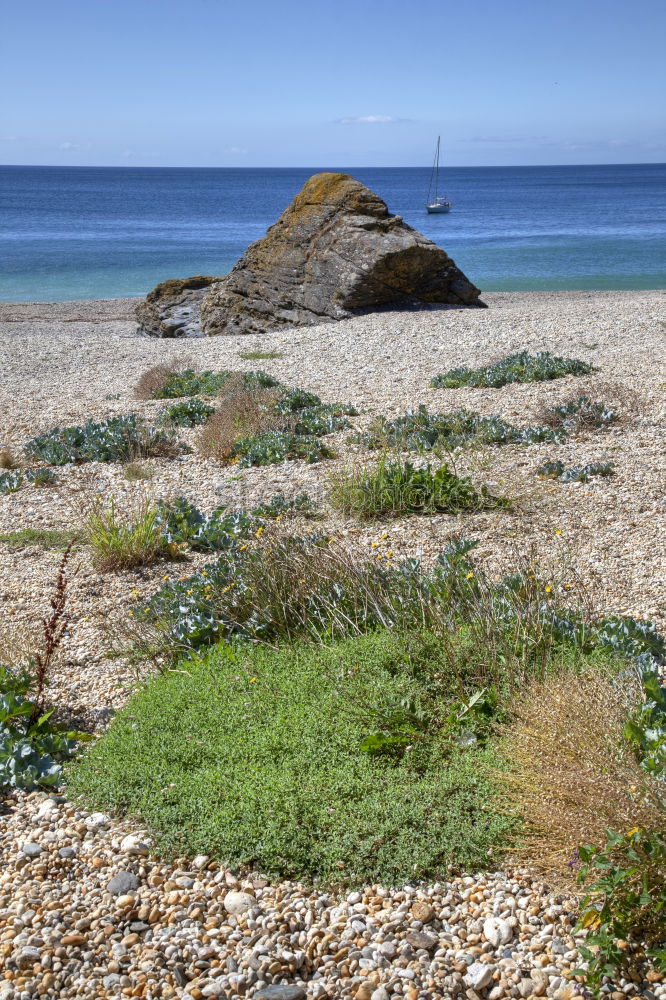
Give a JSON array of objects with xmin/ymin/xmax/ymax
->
[
  {"xmin": 538, "ymin": 380, "xmax": 640, "ymax": 431},
  {"xmin": 0, "ymin": 447, "xmax": 18, "ymax": 469},
  {"xmin": 498, "ymin": 667, "xmax": 663, "ymax": 881},
  {"xmin": 197, "ymin": 375, "xmax": 285, "ymax": 462},
  {"xmin": 133, "ymin": 355, "xmax": 194, "ymax": 400}
]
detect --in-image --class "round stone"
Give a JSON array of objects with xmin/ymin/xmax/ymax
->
[
  {"xmin": 223, "ymin": 890, "xmax": 255, "ymax": 915},
  {"xmin": 107, "ymin": 871, "xmax": 140, "ymax": 895}
]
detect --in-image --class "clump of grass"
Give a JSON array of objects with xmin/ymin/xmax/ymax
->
[
  {"xmin": 85, "ymin": 496, "xmax": 166, "ymax": 571},
  {"xmin": 0, "ymin": 447, "xmax": 17, "ymax": 470},
  {"xmin": 536, "ymin": 459, "xmax": 615, "ymax": 483},
  {"xmin": 123, "ymin": 461, "xmax": 156, "ymax": 482},
  {"xmin": 329, "ymin": 454, "xmax": 507, "ymax": 519},
  {"xmin": 68, "ymin": 628, "xmax": 514, "ymax": 882},
  {"xmin": 133, "ymin": 357, "xmax": 194, "ymax": 400},
  {"xmin": 25, "ymin": 415, "xmax": 179, "ymax": 466},
  {"xmin": 360, "ymin": 405, "xmax": 561, "ymax": 453},
  {"xmin": 430, "ymin": 350, "xmax": 594, "ymax": 389},
  {"xmin": 237, "ymin": 349, "xmax": 284, "ymax": 360},
  {"xmin": 497, "ymin": 668, "xmax": 663, "ymax": 878},
  {"xmin": 0, "ymin": 528, "xmax": 78, "ymax": 550},
  {"xmin": 197, "ymin": 380, "xmax": 283, "ymax": 462}
]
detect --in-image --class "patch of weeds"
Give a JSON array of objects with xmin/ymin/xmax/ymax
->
[
  {"xmin": 237, "ymin": 349, "xmax": 284, "ymax": 360},
  {"xmin": 26, "ymin": 468, "xmax": 57, "ymax": 487},
  {"xmin": 0, "ymin": 448, "xmax": 17, "ymax": 470},
  {"xmin": 540, "ymin": 394, "xmax": 620, "ymax": 433},
  {"xmin": 0, "ymin": 470, "xmax": 23, "ymax": 494},
  {"xmin": 329, "ymin": 455, "xmax": 508, "ymax": 519},
  {"xmin": 250, "ymin": 492, "xmax": 317, "ymax": 519},
  {"xmin": 86, "ymin": 497, "xmax": 166, "ymax": 571},
  {"xmin": 536, "ymin": 460, "xmax": 615, "ymax": 483},
  {"xmin": 157, "ymin": 368, "xmax": 280, "ymax": 399},
  {"xmin": 159, "ymin": 398, "xmax": 215, "ymax": 427},
  {"xmin": 0, "ymin": 528, "xmax": 78, "ymax": 550},
  {"xmin": 360, "ymin": 405, "xmax": 561, "ymax": 453},
  {"xmin": 123, "ymin": 462, "xmax": 156, "ymax": 482},
  {"xmin": 291, "ymin": 404, "xmax": 356, "ymax": 436},
  {"xmin": 232, "ymin": 431, "xmax": 335, "ymax": 467},
  {"xmin": 155, "ymin": 497, "xmax": 256, "ymax": 553},
  {"xmin": 430, "ymin": 351, "xmax": 594, "ymax": 389},
  {"xmin": 25, "ymin": 415, "xmax": 178, "ymax": 466}
]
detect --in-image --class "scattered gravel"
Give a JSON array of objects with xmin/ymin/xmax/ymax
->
[{"xmin": 0, "ymin": 290, "xmax": 665, "ymax": 997}]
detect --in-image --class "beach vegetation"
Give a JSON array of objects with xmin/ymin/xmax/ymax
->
[
  {"xmin": 25, "ymin": 415, "xmax": 179, "ymax": 466},
  {"xmin": 536, "ymin": 459, "xmax": 615, "ymax": 483},
  {"xmin": 328, "ymin": 453, "xmax": 508, "ymax": 519},
  {"xmin": 159, "ymin": 397, "xmax": 215, "ymax": 427},
  {"xmin": 0, "ymin": 528, "xmax": 78, "ymax": 550},
  {"xmin": 540, "ymin": 394, "xmax": 621, "ymax": 433},
  {"xmin": 123, "ymin": 461, "xmax": 156, "ymax": 482},
  {"xmin": 359, "ymin": 405, "xmax": 561, "ymax": 453},
  {"xmin": 430, "ymin": 350, "xmax": 594, "ymax": 389},
  {"xmin": 0, "ymin": 470, "xmax": 24, "ymax": 494},
  {"xmin": 237, "ymin": 349, "xmax": 284, "ymax": 360},
  {"xmin": 0, "ymin": 447, "xmax": 18, "ymax": 470}
]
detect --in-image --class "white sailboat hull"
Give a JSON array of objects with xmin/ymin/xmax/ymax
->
[{"xmin": 426, "ymin": 202, "xmax": 451, "ymax": 214}]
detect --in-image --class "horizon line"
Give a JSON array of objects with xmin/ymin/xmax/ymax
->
[{"xmin": 2, "ymin": 161, "xmax": 665, "ymax": 171}]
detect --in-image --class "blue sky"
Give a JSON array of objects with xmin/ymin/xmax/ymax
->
[{"xmin": 2, "ymin": 0, "xmax": 665, "ymax": 167}]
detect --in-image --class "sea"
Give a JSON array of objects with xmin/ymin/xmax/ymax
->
[{"xmin": 1, "ymin": 163, "xmax": 665, "ymax": 302}]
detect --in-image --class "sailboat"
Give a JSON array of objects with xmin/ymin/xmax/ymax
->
[{"xmin": 426, "ymin": 136, "xmax": 452, "ymax": 214}]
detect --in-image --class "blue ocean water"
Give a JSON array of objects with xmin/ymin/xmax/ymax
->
[{"xmin": 1, "ymin": 163, "xmax": 665, "ymax": 301}]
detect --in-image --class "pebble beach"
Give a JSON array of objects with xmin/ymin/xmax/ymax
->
[{"xmin": 1, "ymin": 288, "xmax": 665, "ymax": 1000}]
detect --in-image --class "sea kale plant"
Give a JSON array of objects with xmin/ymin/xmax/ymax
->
[
  {"xmin": 159, "ymin": 398, "xmax": 215, "ymax": 427},
  {"xmin": 360, "ymin": 405, "xmax": 562, "ymax": 453},
  {"xmin": 231, "ymin": 431, "xmax": 335, "ymax": 467},
  {"xmin": 155, "ymin": 368, "xmax": 281, "ymax": 398},
  {"xmin": 430, "ymin": 350, "xmax": 594, "ymax": 389},
  {"xmin": 25, "ymin": 415, "xmax": 177, "ymax": 465},
  {"xmin": 541, "ymin": 394, "xmax": 620, "ymax": 433},
  {"xmin": 536, "ymin": 460, "xmax": 615, "ymax": 483}
]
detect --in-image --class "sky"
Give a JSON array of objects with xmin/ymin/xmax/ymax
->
[{"xmin": 2, "ymin": 0, "xmax": 665, "ymax": 168}]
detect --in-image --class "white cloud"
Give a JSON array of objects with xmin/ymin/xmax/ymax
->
[
  {"xmin": 59, "ymin": 141, "xmax": 80, "ymax": 151},
  {"xmin": 337, "ymin": 115, "xmax": 402, "ymax": 125},
  {"xmin": 225, "ymin": 146, "xmax": 248, "ymax": 154}
]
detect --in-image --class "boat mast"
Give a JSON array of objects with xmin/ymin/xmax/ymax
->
[{"xmin": 434, "ymin": 136, "xmax": 440, "ymax": 200}]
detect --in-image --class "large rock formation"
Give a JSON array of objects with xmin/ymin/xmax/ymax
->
[{"xmin": 136, "ymin": 173, "xmax": 484, "ymax": 338}]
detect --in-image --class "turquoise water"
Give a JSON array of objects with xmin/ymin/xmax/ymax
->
[{"xmin": 1, "ymin": 163, "xmax": 665, "ymax": 301}]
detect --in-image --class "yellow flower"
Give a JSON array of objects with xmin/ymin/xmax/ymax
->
[
  {"xmin": 387, "ymin": 550, "xmax": 393, "ymax": 557},
  {"xmin": 371, "ymin": 541, "xmax": 380, "ymax": 548},
  {"xmin": 555, "ymin": 529, "xmax": 562, "ymax": 536},
  {"xmin": 466, "ymin": 572, "xmax": 474, "ymax": 580},
  {"xmin": 163, "ymin": 575, "xmax": 169, "ymax": 581},
  {"xmin": 240, "ymin": 543, "xmax": 248, "ymax": 551},
  {"xmin": 255, "ymin": 526, "xmax": 264, "ymax": 538},
  {"xmin": 249, "ymin": 677, "xmax": 257, "ymax": 684},
  {"xmin": 626, "ymin": 827, "xmax": 640, "ymax": 837},
  {"xmin": 131, "ymin": 587, "xmax": 139, "ymax": 597},
  {"xmin": 186, "ymin": 589, "xmax": 194, "ymax": 595},
  {"xmin": 545, "ymin": 584, "xmax": 552, "ymax": 593}
]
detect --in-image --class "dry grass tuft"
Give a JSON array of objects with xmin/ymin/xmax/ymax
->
[
  {"xmin": 498, "ymin": 667, "xmax": 663, "ymax": 880},
  {"xmin": 197, "ymin": 375, "xmax": 285, "ymax": 462},
  {"xmin": 84, "ymin": 495, "xmax": 165, "ymax": 572},
  {"xmin": 134, "ymin": 355, "xmax": 194, "ymax": 400},
  {"xmin": 0, "ymin": 447, "xmax": 18, "ymax": 469}
]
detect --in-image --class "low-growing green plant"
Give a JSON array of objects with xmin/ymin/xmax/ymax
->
[
  {"xmin": 360, "ymin": 405, "xmax": 561, "ymax": 453},
  {"xmin": 250, "ymin": 492, "xmax": 317, "ymax": 519},
  {"xmin": 232, "ymin": 430, "xmax": 334, "ymax": 466},
  {"xmin": 329, "ymin": 454, "xmax": 508, "ymax": 519},
  {"xmin": 536, "ymin": 459, "xmax": 615, "ymax": 483},
  {"xmin": 430, "ymin": 351, "xmax": 594, "ymax": 389},
  {"xmin": 155, "ymin": 497, "xmax": 256, "ymax": 552},
  {"xmin": 123, "ymin": 461, "xmax": 155, "ymax": 482},
  {"xmin": 0, "ymin": 528, "xmax": 78, "ymax": 550},
  {"xmin": 0, "ymin": 665, "xmax": 84, "ymax": 789},
  {"xmin": 575, "ymin": 827, "xmax": 666, "ymax": 993},
  {"xmin": 237, "ymin": 349, "xmax": 284, "ymax": 360},
  {"xmin": 26, "ymin": 467, "xmax": 57, "ymax": 486},
  {"xmin": 155, "ymin": 368, "xmax": 280, "ymax": 399},
  {"xmin": 159, "ymin": 397, "xmax": 215, "ymax": 427},
  {"xmin": 68, "ymin": 629, "xmax": 513, "ymax": 882},
  {"xmin": 541, "ymin": 394, "xmax": 620, "ymax": 433},
  {"xmin": 0, "ymin": 469, "xmax": 23, "ymax": 494},
  {"xmin": 25, "ymin": 415, "xmax": 178, "ymax": 466}
]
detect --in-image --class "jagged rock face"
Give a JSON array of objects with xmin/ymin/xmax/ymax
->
[
  {"xmin": 135, "ymin": 276, "xmax": 216, "ymax": 338},
  {"xmin": 136, "ymin": 173, "xmax": 484, "ymax": 338}
]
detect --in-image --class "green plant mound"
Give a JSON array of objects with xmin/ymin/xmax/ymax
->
[
  {"xmin": 25, "ymin": 416, "xmax": 175, "ymax": 466},
  {"xmin": 536, "ymin": 460, "xmax": 615, "ymax": 483},
  {"xmin": 232, "ymin": 431, "xmax": 334, "ymax": 466},
  {"xmin": 542, "ymin": 395, "xmax": 619, "ymax": 432},
  {"xmin": 157, "ymin": 368, "xmax": 280, "ymax": 398},
  {"xmin": 160, "ymin": 398, "xmax": 215, "ymax": 427},
  {"xmin": 430, "ymin": 351, "xmax": 594, "ymax": 389},
  {"xmin": 360, "ymin": 406, "xmax": 561, "ymax": 452},
  {"xmin": 329, "ymin": 457, "xmax": 508, "ymax": 519},
  {"xmin": 67, "ymin": 630, "xmax": 511, "ymax": 883}
]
